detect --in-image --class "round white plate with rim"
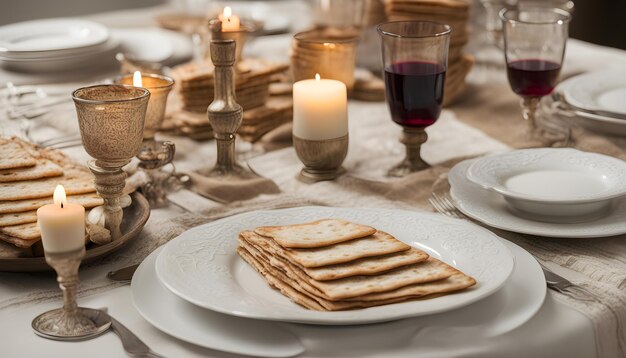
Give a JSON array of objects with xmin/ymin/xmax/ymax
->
[
  {"xmin": 154, "ymin": 207, "xmax": 515, "ymax": 325},
  {"xmin": 449, "ymin": 159, "xmax": 626, "ymax": 238},
  {"xmin": 562, "ymin": 69, "xmax": 626, "ymax": 117},
  {"xmin": 465, "ymin": 148, "xmax": 626, "ymax": 219},
  {"xmin": 0, "ymin": 18, "xmax": 109, "ymax": 53},
  {"xmin": 133, "ymin": 236, "xmax": 543, "ymax": 356},
  {"xmin": 133, "ymin": 249, "xmax": 305, "ymax": 358},
  {"xmin": 466, "ymin": 148, "xmax": 626, "ymax": 204}
]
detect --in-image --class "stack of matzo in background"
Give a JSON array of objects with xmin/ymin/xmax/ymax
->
[
  {"xmin": 237, "ymin": 219, "xmax": 476, "ymax": 311},
  {"xmin": 169, "ymin": 58, "xmax": 289, "ymax": 113},
  {"xmin": 385, "ymin": 0, "xmax": 474, "ymax": 105},
  {"xmin": 0, "ymin": 137, "xmax": 103, "ymax": 257},
  {"xmin": 164, "ymin": 58, "xmax": 292, "ymax": 142}
]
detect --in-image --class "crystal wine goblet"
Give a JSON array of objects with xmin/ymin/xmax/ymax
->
[
  {"xmin": 500, "ymin": 8, "xmax": 571, "ymax": 139},
  {"xmin": 377, "ymin": 21, "xmax": 450, "ymax": 177}
]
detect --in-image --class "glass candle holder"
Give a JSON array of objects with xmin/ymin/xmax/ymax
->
[
  {"xmin": 73, "ymin": 85, "xmax": 149, "ymax": 239},
  {"xmin": 378, "ymin": 21, "xmax": 450, "ymax": 177},
  {"xmin": 501, "ymin": 8, "xmax": 570, "ymax": 139},
  {"xmin": 291, "ymin": 29, "xmax": 359, "ymax": 90},
  {"xmin": 115, "ymin": 74, "xmax": 179, "ymax": 207}
]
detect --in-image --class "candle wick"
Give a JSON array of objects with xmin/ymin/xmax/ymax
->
[{"xmin": 61, "ymin": 202, "xmax": 64, "ymax": 209}]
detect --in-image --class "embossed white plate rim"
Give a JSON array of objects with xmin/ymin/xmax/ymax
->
[
  {"xmin": 133, "ymin": 241, "xmax": 543, "ymax": 353},
  {"xmin": 450, "ymin": 159, "xmax": 626, "ymax": 238},
  {"xmin": 132, "ymin": 247, "xmax": 305, "ymax": 358},
  {"xmin": 466, "ymin": 148, "xmax": 626, "ymax": 204},
  {"xmin": 562, "ymin": 69, "xmax": 626, "ymax": 117},
  {"xmin": 154, "ymin": 207, "xmax": 514, "ymax": 325}
]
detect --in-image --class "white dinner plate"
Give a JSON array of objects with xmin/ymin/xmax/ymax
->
[
  {"xmin": 465, "ymin": 148, "xmax": 626, "ymax": 220},
  {"xmin": 132, "ymin": 247, "xmax": 305, "ymax": 358},
  {"xmin": 0, "ymin": 18, "xmax": 109, "ymax": 53},
  {"xmin": 449, "ymin": 159, "xmax": 626, "ymax": 238},
  {"xmin": 155, "ymin": 207, "xmax": 514, "ymax": 325},
  {"xmin": 562, "ymin": 69, "xmax": 626, "ymax": 117},
  {"xmin": 133, "ymin": 239, "xmax": 543, "ymax": 356},
  {"xmin": 0, "ymin": 36, "xmax": 120, "ymax": 73},
  {"xmin": 115, "ymin": 28, "xmax": 175, "ymax": 63}
]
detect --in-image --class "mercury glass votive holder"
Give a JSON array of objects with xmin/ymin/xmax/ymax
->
[
  {"xmin": 291, "ymin": 30, "xmax": 359, "ymax": 90},
  {"xmin": 73, "ymin": 85, "xmax": 149, "ymax": 239},
  {"xmin": 115, "ymin": 73, "xmax": 174, "ymax": 141}
]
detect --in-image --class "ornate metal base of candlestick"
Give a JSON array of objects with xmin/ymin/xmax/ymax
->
[
  {"xmin": 32, "ymin": 307, "xmax": 110, "ymax": 341},
  {"xmin": 88, "ymin": 161, "xmax": 127, "ymax": 240},
  {"xmin": 32, "ymin": 248, "xmax": 111, "ymax": 340},
  {"xmin": 293, "ymin": 134, "xmax": 348, "ymax": 183},
  {"xmin": 388, "ymin": 127, "xmax": 429, "ymax": 177}
]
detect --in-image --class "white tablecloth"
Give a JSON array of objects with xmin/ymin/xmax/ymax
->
[{"xmin": 1, "ymin": 1, "xmax": 624, "ymax": 357}]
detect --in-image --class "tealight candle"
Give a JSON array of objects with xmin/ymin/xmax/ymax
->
[
  {"xmin": 293, "ymin": 74, "xmax": 348, "ymax": 140},
  {"xmin": 37, "ymin": 185, "xmax": 85, "ymax": 253},
  {"xmin": 218, "ymin": 6, "xmax": 241, "ymax": 32}
]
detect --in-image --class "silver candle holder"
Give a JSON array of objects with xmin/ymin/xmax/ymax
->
[
  {"xmin": 199, "ymin": 39, "xmax": 258, "ymax": 181},
  {"xmin": 32, "ymin": 248, "xmax": 110, "ymax": 340},
  {"xmin": 293, "ymin": 135, "xmax": 348, "ymax": 183}
]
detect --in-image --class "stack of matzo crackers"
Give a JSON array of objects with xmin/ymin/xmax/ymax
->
[
  {"xmin": 169, "ymin": 58, "xmax": 289, "ymax": 113},
  {"xmin": 163, "ymin": 96, "xmax": 293, "ymax": 142},
  {"xmin": 238, "ymin": 219, "xmax": 475, "ymax": 311},
  {"xmin": 384, "ymin": 0, "xmax": 474, "ymax": 105},
  {"xmin": 0, "ymin": 137, "xmax": 103, "ymax": 257}
]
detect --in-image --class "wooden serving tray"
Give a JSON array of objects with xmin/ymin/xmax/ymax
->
[{"xmin": 0, "ymin": 192, "xmax": 150, "ymax": 272}]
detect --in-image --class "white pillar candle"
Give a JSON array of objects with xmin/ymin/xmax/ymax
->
[
  {"xmin": 293, "ymin": 74, "xmax": 348, "ymax": 140},
  {"xmin": 218, "ymin": 6, "xmax": 241, "ymax": 32},
  {"xmin": 37, "ymin": 185, "xmax": 85, "ymax": 253}
]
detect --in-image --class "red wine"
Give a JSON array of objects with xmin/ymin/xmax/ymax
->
[
  {"xmin": 507, "ymin": 59, "xmax": 561, "ymax": 97},
  {"xmin": 384, "ymin": 61, "xmax": 446, "ymax": 127}
]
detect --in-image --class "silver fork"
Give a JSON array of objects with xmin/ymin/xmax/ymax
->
[
  {"xmin": 428, "ymin": 192, "xmax": 465, "ymax": 219},
  {"xmin": 428, "ymin": 190, "xmax": 594, "ymax": 298}
]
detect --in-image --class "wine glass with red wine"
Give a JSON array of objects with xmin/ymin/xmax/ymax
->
[
  {"xmin": 377, "ymin": 21, "xmax": 450, "ymax": 177},
  {"xmin": 500, "ymin": 8, "xmax": 571, "ymax": 137}
]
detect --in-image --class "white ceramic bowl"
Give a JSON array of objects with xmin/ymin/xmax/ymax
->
[{"xmin": 466, "ymin": 148, "xmax": 626, "ymax": 221}]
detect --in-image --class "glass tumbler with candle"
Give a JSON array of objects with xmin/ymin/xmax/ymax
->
[
  {"xmin": 377, "ymin": 21, "xmax": 450, "ymax": 177},
  {"xmin": 500, "ymin": 8, "xmax": 570, "ymax": 139},
  {"xmin": 32, "ymin": 185, "xmax": 110, "ymax": 339},
  {"xmin": 115, "ymin": 71, "xmax": 180, "ymax": 207},
  {"xmin": 291, "ymin": 29, "xmax": 359, "ymax": 90}
]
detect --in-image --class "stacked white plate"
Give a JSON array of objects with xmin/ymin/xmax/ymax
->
[
  {"xmin": 0, "ymin": 18, "xmax": 119, "ymax": 72},
  {"xmin": 449, "ymin": 148, "xmax": 626, "ymax": 238},
  {"xmin": 547, "ymin": 69, "xmax": 626, "ymax": 136},
  {"xmin": 131, "ymin": 206, "xmax": 550, "ymax": 357}
]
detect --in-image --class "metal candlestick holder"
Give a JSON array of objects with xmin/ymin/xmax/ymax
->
[
  {"xmin": 73, "ymin": 85, "xmax": 150, "ymax": 240},
  {"xmin": 199, "ymin": 39, "xmax": 257, "ymax": 180},
  {"xmin": 388, "ymin": 127, "xmax": 429, "ymax": 177},
  {"xmin": 293, "ymin": 135, "xmax": 348, "ymax": 183},
  {"xmin": 115, "ymin": 74, "xmax": 181, "ymax": 207},
  {"xmin": 208, "ymin": 19, "xmax": 258, "ymax": 65},
  {"xmin": 32, "ymin": 248, "xmax": 110, "ymax": 340}
]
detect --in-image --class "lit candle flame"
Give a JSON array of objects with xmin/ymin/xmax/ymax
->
[
  {"xmin": 315, "ymin": 73, "xmax": 321, "ymax": 81},
  {"xmin": 223, "ymin": 6, "xmax": 232, "ymax": 18},
  {"xmin": 133, "ymin": 70, "xmax": 142, "ymax": 87},
  {"xmin": 53, "ymin": 185, "xmax": 67, "ymax": 208}
]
